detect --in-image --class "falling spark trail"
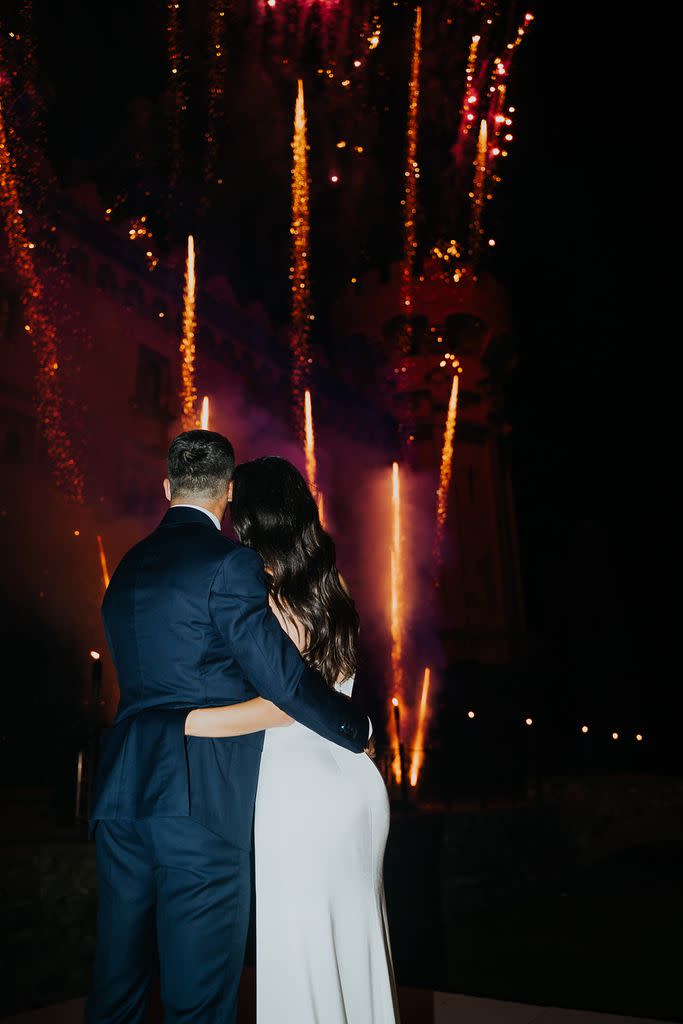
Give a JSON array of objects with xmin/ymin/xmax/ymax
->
[
  {"xmin": 469, "ymin": 118, "xmax": 488, "ymax": 267},
  {"xmin": 390, "ymin": 462, "xmax": 404, "ymax": 782},
  {"xmin": 0, "ymin": 91, "xmax": 83, "ymax": 501},
  {"xmin": 97, "ymin": 535, "xmax": 110, "ymax": 590},
  {"xmin": 458, "ymin": 33, "xmax": 482, "ymax": 141},
  {"xmin": 202, "ymin": 0, "xmax": 227, "ymax": 208},
  {"xmin": 200, "ymin": 395, "xmax": 210, "ymax": 430},
  {"xmin": 409, "ymin": 667, "xmax": 431, "ymax": 786},
  {"xmin": 180, "ymin": 234, "xmax": 198, "ymax": 429},
  {"xmin": 290, "ymin": 80, "xmax": 311, "ymax": 430},
  {"xmin": 304, "ymin": 389, "xmax": 318, "ymax": 497},
  {"xmin": 433, "ymin": 375, "xmax": 460, "ymax": 575},
  {"xmin": 400, "ymin": 5, "xmax": 422, "ymax": 345},
  {"xmin": 167, "ymin": 0, "xmax": 186, "ymax": 202}
]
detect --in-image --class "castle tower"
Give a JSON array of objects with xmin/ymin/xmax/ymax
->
[{"xmin": 334, "ymin": 260, "xmax": 526, "ymax": 664}]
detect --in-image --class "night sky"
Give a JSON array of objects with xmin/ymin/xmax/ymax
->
[{"xmin": 5, "ymin": 1, "xmax": 668, "ymax": 743}]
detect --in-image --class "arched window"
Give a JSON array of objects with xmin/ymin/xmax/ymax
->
[
  {"xmin": 135, "ymin": 344, "xmax": 170, "ymax": 413},
  {"xmin": 96, "ymin": 263, "xmax": 119, "ymax": 296},
  {"xmin": 67, "ymin": 247, "xmax": 90, "ymax": 283},
  {"xmin": 444, "ymin": 313, "xmax": 485, "ymax": 356},
  {"xmin": 196, "ymin": 325, "xmax": 216, "ymax": 360},
  {"xmin": 124, "ymin": 279, "xmax": 145, "ymax": 314},
  {"xmin": 382, "ymin": 314, "xmax": 430, "ymax": 356},
  {"xmin": 0, "ymin": 285, "xmax": 21, "ymax": 343},
  {"xmin": 2, "ymin": 428, "xmax": 22, "ymax": 460}
]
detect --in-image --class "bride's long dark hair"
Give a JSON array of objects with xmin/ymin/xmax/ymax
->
[{"xmin": 230, "ymin": 457, "xmax": 358, "ymax": 686}]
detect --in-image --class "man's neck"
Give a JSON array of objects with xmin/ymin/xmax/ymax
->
[{"xmin": 170, "ymin": 501, "xmax": 222, "ymax": 531}]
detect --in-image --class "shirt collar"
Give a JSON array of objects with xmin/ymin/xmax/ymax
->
[{"xmin": 171, "ymin": 504, "xmax": 222, "ymax": 531}]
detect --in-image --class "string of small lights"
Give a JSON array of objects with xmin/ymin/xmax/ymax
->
[
  {"xmin": 0, "ymin": 91, "xmax": 83, "ymax": 502},
  {"xmin": 290, "ymin": 79, "xmax": 312, "ymax": 431},
  {"xmin": 388, "ymin": 701, "xmax": 648, "ymax": 792},
  {"xmin": 202, "ymin": 0, "xmax": 227, "ymax": 212},
  {"xmin": 399, "ymin": 5, "xmax": 422, "ymax": 349}
]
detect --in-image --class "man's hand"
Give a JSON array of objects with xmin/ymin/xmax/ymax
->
[{"xmin": 365, "ymin": 734, "xmax": 376, "ymax": 759}]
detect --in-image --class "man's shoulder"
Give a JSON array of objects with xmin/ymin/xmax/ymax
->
[{"xmin": 112, "ymin": 525, "xmax": 241, "ymax": 582}]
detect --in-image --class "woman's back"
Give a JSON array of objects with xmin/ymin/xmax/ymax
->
[{"xmin": 255, "ymin": 605, "xmax": 399, "ymax": 1023}]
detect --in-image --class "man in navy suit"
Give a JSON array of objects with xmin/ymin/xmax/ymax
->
[{"xmin": 87, "ymin": 430, "xmax": 370, "ymax": 1023}]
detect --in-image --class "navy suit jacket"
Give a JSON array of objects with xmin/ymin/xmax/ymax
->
[{"xmin": 89, "ymin": 506, "xmax": 369, "ymax": 849}]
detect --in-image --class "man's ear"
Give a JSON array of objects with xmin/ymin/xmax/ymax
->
[
  {"xmin": 163, "ymin": 478, "xmax": 172, "ymax": 502},
  {"xmin": 227, "ymin": 480, "xmax": 234, "ymax": 502}
]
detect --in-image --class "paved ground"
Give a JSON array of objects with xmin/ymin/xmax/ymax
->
[{"xmin": 4, "ymin": 989, "xmax": 672, "ymax": 1024}]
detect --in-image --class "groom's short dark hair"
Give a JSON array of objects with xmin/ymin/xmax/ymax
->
[{"xmin": 167, "ymin": 430, "xmax": 235, "ymax": 499}]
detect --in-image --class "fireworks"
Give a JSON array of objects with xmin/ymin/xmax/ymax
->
[
  {"xmin": 180, "ymin": 234, "xmax": 198, "ymax": 430},
  {"xmin": 409, "ymin": 667, "xmax": 431, "ymax": 787},
  {"xmin": 433, "ymin": 375, "xmax": 460, "ymax": 575},
  {"xmin": 96, "ymin": 535, "xmax": 110, "ymax": 590},
  {"xmin": 483, "ymin": 12, "xmax": 534, "ymax": 211},
  {"xmin": 166, "ymin": 0, "xmax": 186, "ymax": 202},
  {"xmin": 202, "ymin": 0, "xmax": 227, "ymax": 209},
  {"xmin": 304, "ymin": 388, "xmax": 318, "ymax": 499},
  {"xmin": 303, "ymin": 390, "xmax": 326, "ymax": 524},
  {"xmin": 389, "ymin": 461, "xmax": 405, "ymax": 782},
  {"xmin": 468, "ymin": 118, "xmax": 488, "ymax": 269},
  {"xmin": 400, "ymin": 5, "xmax": 422, "ymax": 345},
  {"xmin": 290, "ymin": 79, "xmax": 312, "ymax": 428},
  {"xmin": 0, "ymin": 92, "xmax": 83, "ymax": 502},
  {"xmin": 127, "ymin": 215, "xmax": 158, "ymax": 271},
  {"xmin": 459, "ymin": 33, "xmax": 482, "ymax": 140},
  {"xmin": 200, "ymin": 395, "xmax": 210, "ymax": 430},
  {"xmin": 430, "ymin": 238, "xmax": 464, "ymax": 285},
  {"xmin": 259, "ymin": 0, "xmax": 351, "ymax": 64}
]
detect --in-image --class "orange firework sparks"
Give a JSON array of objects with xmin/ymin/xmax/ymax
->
[
  {"xmin": 180, "ymin": 234, "xmax": 198, "ymax": 429},
  {"xmin": 433, "ymin": 375, "xmax": 460, "ymax": 574},
  {"xmin": 96, "ymin": 535, "xmax": 110, "ymax": 590},
  {"xmin": 0, "ymin": 91, "xmax": 83, "ymax": 502},
  {"xmin": 409, "ymin": 667, "xmax": 431, "ymax": 787},
  {"xmin": 390, "ymin": 461, "xmax": 404, "ymax": 782},
  {"xmin": 200, "ymin": 395, "xmax": 210, "ymax": 430},
  {"xmin": 400, "ymin": 5, "xmax": 422, "ymax": 344},
  {"xmin": 317, "ymin": 490, "xmax": 325, "ymax": 529},
  {"xmin": 459, "ymin": 33, "xmax": 481, "ymax": 140},
  {"xmin": 290, "ymin": 80, "xmax": 311, "ymax": 429},
  {"xmin": 303, "ymin": 389, "xmax": 318, "ymax": 498},
  {"xmin": 469, "ymin": 118, "xmax": 488, "ymax": 269}
]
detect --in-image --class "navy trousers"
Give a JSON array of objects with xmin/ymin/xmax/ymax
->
[{"xmin": 86, "ymin": 817, "xmax": 251, "ymax": 1024}]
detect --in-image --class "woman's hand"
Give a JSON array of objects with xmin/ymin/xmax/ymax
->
[{"xmin": 185, "ymin": 698, "xmax": 293, "ymax": 738}]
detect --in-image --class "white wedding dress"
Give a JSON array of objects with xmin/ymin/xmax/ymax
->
[{"xmin": 254, "ymin": 665, "xmax": 400, "ymax": 1023}]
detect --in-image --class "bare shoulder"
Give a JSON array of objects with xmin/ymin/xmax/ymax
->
[{"xmin": 268, "ymin": 596, "xmax": 306, "ymax": 652}]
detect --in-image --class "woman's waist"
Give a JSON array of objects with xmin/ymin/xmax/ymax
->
[{"xmin": 261, "ymin": 721, "xmax": 351, "ymax": 754}]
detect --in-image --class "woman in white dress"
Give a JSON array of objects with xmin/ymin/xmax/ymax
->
[{"xmin": 185, "ymin": 457, "xmax": 400, "ymax": 1024}]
